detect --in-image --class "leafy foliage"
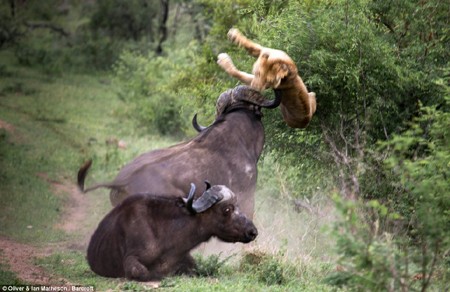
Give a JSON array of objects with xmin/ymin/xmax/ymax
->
[
  {"xmin": 240, "ymin": 250, "xmax": 298, "ymax": 286},
  {"xmin": 90, "ymin": 0, "xmax": 159, "ymax": 41},
  {"xmin": 113, "ymin": 46, "xmax": 199, "ymax": 136},
  {"xmin": 327, "ymin": 196, "xmax": 408, "ymax": 290},
  {"xmin": 329, "ymin": 83, "xmax": 449, "ymax": 290},
  {"xmin": 194, "ymin": 254, "xmax": 230, "ymax": 277}
]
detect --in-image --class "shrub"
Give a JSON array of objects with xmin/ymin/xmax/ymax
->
[
  {"xmin": 194, "ymin": 254, "xmax": 230, "ymax": 277},
  {"xmin": 329, "ymin": 85, "xmax": 450, "ymax": 291},
  {"xmin": 89, "ymin": 0, "xmax": 159, "ymax": 41},
  {"xmin": 113, "ymin": 46, "xmax": 200, "ymax": 136},
  {"xmin": 328, "ymin": 196, "xmax": 406, "ymax": 290},
  {"xmin": 240, "ymin": 250, "xmax": 298, "ymax": 286}
]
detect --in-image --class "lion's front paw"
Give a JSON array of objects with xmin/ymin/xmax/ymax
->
[
  {"xmin": 217, "ymin": 52, "xmax": 231, "ymax": 63},
  {"xmin": 217, "ymin": 53, "xmax": 236, "ymax": 72},
  {"xmin": 227, "ymin": 28, "xmax": 241, "ymax": 43}
]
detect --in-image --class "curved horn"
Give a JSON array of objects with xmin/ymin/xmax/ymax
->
[
  {"xmin": 234, "ymin": 85, "xmax": 282, "ymax": 109},
  {"xmin": 192, "ymin": 114, "xmax": 208, "ymax": 132},
  {"xmin": 218, "ymin": 186, "xmax": 235, "ymax": 202},
  {"xmin": 183, "ymin": 183, "xmax": 196, "ymax": 213},
  {"xmin": 191, "ymin": 186, "xmax": 224, "ymax": 213},
  {"xmin": 204, "ymin": 180, "xmax": 211, "ymax": 191},
  {"xmin": 271, "ymin": 89, "xmax": 284, "ymax": 109}
]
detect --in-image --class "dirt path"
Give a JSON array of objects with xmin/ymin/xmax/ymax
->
[
  {"xmin": 0, "ymin": 120, "xmax": 15, "ymax": 133},
  {"xmin": 0, "ymin": 237, "xmax": 71, "ymax": 285},
  {"xmin": 0, "ymin": 130, "xmax": 89, "ymax": 285},
  {"xmin": 37, "ymin": 173, "xmax": 89, "ymax": 235}
]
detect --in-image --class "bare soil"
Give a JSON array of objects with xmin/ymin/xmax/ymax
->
[
  {"xmin": 0, "ymin": 175, "xmax": 85, "ymax": 285},
  {"xmin": 0, "ymin": 237, "xmax": 70, "ymax": 285},
  {"xmin": 37, "ymin": 172, "xmax": 89, "ymax": 234},
  {"xmin": 0, "ymin": 123, "xmax": 87, "ymax": 285},
  {"xmin": 0, "ymin": 120, "xmax": 15, "ymax": 133}
]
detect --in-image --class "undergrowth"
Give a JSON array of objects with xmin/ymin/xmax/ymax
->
[{"xmin": 35, "ymin": 250, "xmax": 338, "ymax": 291}]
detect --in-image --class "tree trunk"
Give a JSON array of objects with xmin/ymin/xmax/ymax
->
[{"xmin": 156, "ymin": 0, "xmax": 169, "ymax": 55}]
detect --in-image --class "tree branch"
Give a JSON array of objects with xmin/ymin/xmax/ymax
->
[{"xmin": 24, "ymin": 21, "xmax": 70, "ymax": 37}]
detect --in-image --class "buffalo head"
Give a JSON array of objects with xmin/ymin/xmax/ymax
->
[
  {"xmin": 183, "ymin": 182, "xmax": 258, "ymax": 243},
  {"xmin": 192, "ymin": 85, "xmax": 281, "ymax": 131}
]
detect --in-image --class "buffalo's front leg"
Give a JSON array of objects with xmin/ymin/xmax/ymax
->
[
  {"xmin": 124, "ymin": 255, "xmax": 161, "ymax": 281},
  {"xmin": 174, "ymin": 254, "xmax": 197, "ymax": 276}
]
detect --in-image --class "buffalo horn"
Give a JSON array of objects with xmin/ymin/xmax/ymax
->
[
  {"xmin": 234, "ymin": 85, "xmax": 282, "ymax": 109},
  {"xmin": 204, "ymin": 180, "xmax": 211, "ymax": 191},
  {"xmin": 192, "ymin": 114, "xmax": 208, "ymax": 132},
  {"xmin": 219, "ymin": 186, "xmax": 235, "ymax": 202},
  {"xmin": 191, "ymin": 187, "xmax": 224, "ymax": 213},
  {"xmin": 183, "ymin": 183, "xmax": 196, "ymax": 213}
]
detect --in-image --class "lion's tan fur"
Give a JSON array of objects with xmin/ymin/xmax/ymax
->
[{"xmin": 217, "ymin": 28, "xmax": 316, "ymax": 128}]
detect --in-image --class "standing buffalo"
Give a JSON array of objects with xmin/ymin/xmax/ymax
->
[
  {"xmin": 78, "ymin": 85, "xmax": 281, "ymax": 218},
  {"xmin": 87, "ymin": 182, "xmax": 257, "ymax": 281}
]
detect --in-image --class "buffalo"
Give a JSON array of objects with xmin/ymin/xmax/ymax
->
[
  {"xmin": 78, "ymin": 85, "xmax": 281, "ymax": 218},
  {"xmin": 87, "ymin": 182, "xmax": 257, "ymax": 281}
]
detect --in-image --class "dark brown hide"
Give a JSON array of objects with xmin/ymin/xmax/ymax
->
[
  {"xmin": 87, "ymin": 186, "xmax": 257, "ymax": 281},
  {"xmin": 79, "ymin": 86, "xmax": 279, "ymax": 218}
]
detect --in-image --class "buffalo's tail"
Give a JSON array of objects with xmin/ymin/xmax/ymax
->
[
  {"xmin": 77, "ymin": 159, "xmax": 118, "ymax": 193},
  {"xmin": 77, "ymin": 159, "xmax": 92, "ymax": 192}
]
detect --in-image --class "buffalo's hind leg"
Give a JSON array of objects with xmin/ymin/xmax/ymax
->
[{"xmin": 124, "ymin": 255, "xmax": 160, "ymax": 281}]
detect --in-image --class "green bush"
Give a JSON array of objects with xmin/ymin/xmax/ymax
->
[
  {"xmin": 240, "ymin": 250, "xmax": 298, "ymax": 286},
  {"xmin": 5, "ymin": 1, "xmax": 161, "ymax": 72},
  {"xmin": 14, "ymin": 31, "xmax": 64, "ymax": 74},
  {"xmin": 69, "ymin": 30, "xmax": 126, "ymax": 71},
  {"xmin": 13, "ymin": 24, "xmax": 130, "ymax": 72},
  {"xmin": 90, "ymin": 0, "xmax": 159, "ymax": 41},
  {"xmin": 329, "ymin": 86, "xmax": 449, "ymax": 291},
  {"xmin": 113, "ymin": 46, "xmax": 201, "ymax": 136},
  {"xmin": 194, "ymin": 254, "xmax": 230, "ymax": 277},
  {"xmin": 328, "ymin": 196, "xmax": 405, "ymax": 290}
]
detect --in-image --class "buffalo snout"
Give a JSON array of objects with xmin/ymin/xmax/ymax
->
[
  {"xmin": 230, "ymin": 214, "xmax": 258, "ymax": 243},
  {"xmin": 243, "ymin": 222, "xmax": 258, "ymax": 243}
]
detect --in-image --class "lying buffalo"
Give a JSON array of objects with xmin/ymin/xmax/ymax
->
[
  {"xmin": 87, "ymin": 182, "xmax": 257, "ymax": 281},
  {"xmin": 78, "ymin": 85, "xmax": 281, "ymax": 218}
]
